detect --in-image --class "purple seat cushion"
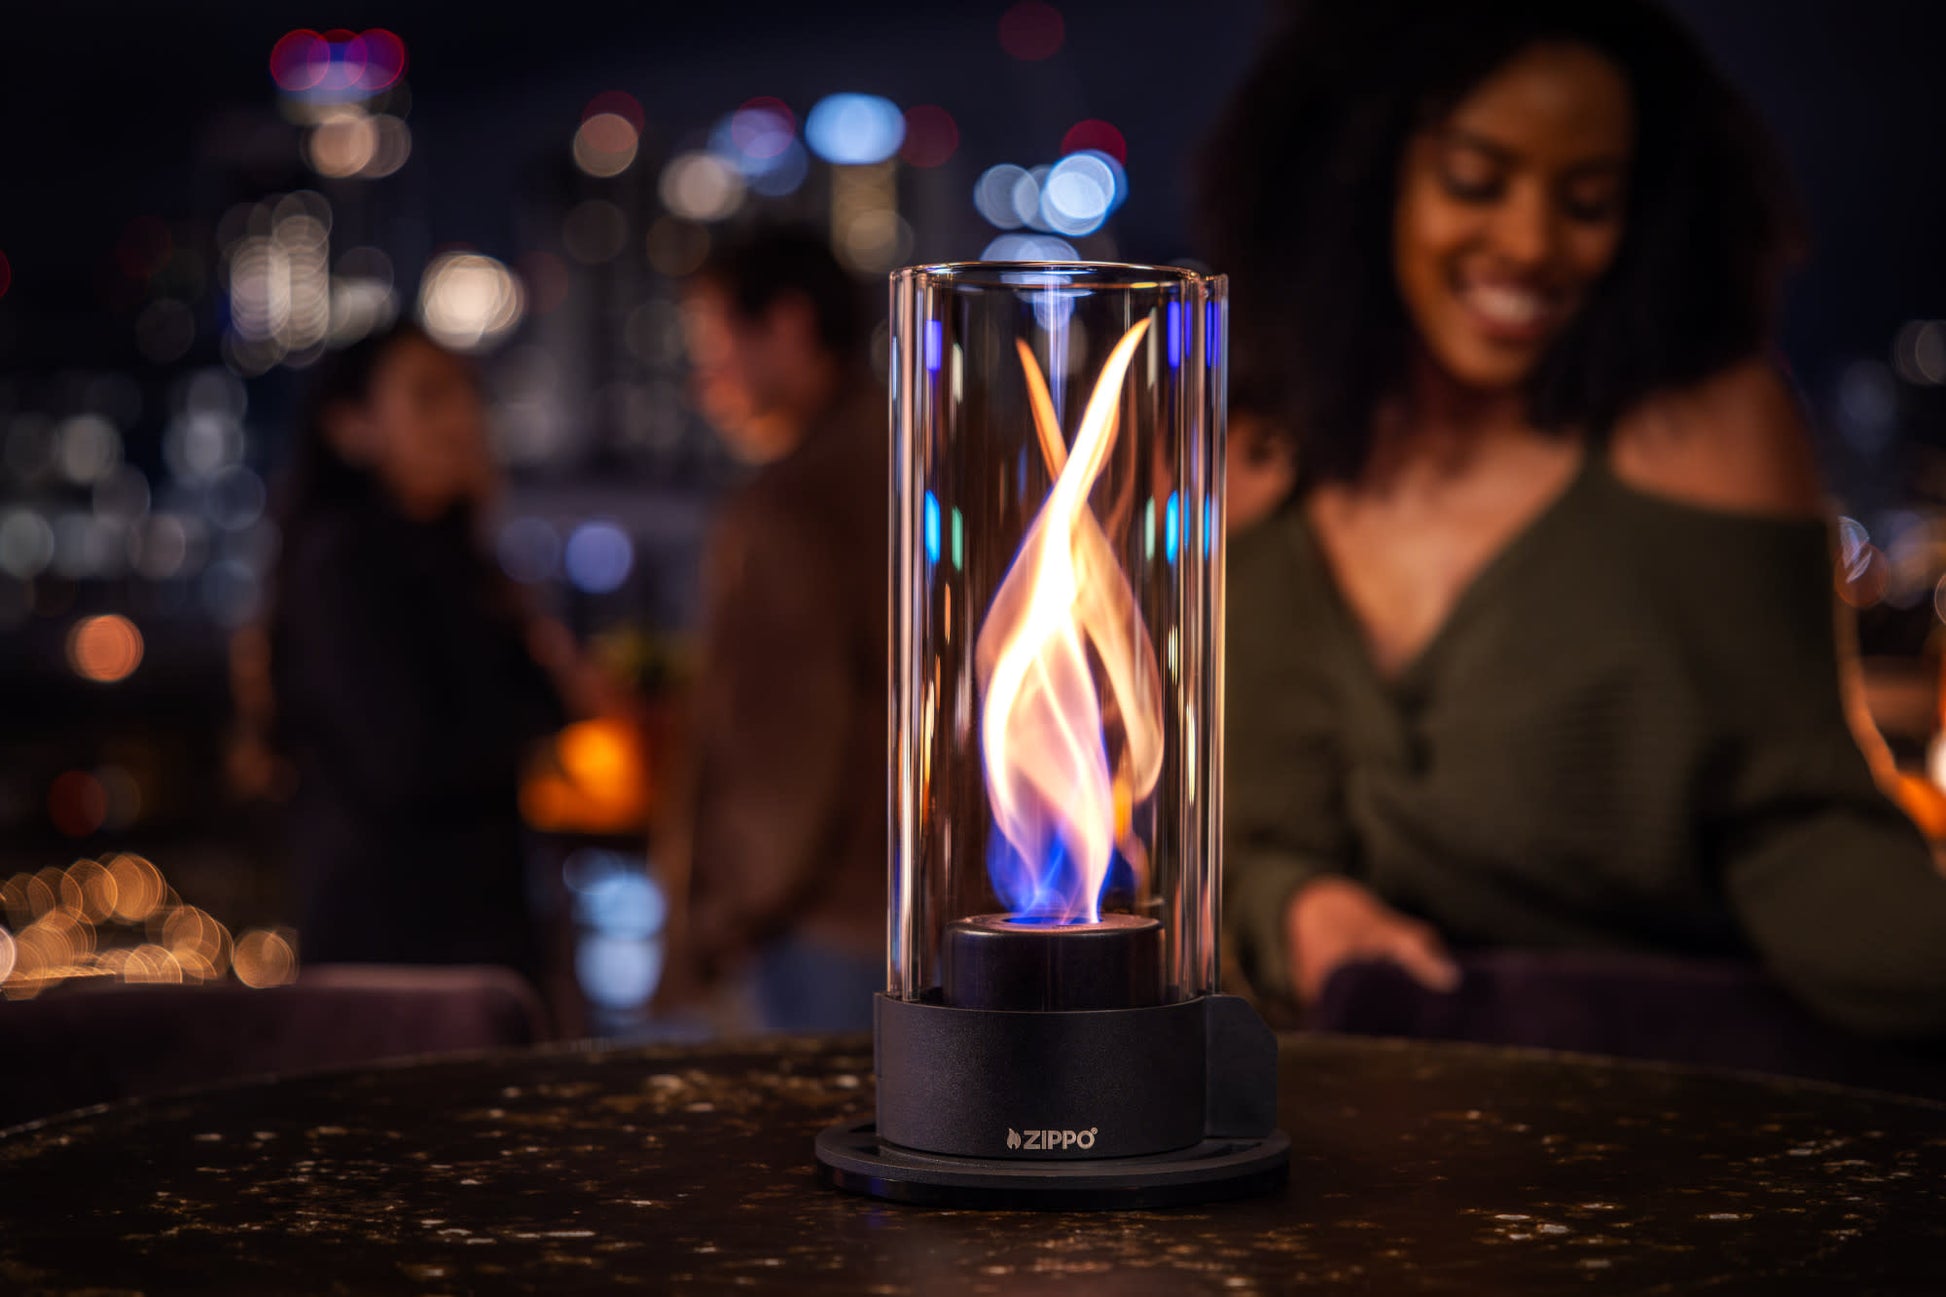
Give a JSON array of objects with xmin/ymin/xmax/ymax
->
[
  {"xmin": 0, "ymin": 965, "xmax": 546, "ymax": 1129},
  {"xmin": 1312, "ymin": 949, "xmax": 1946, "ymax": 1099}
]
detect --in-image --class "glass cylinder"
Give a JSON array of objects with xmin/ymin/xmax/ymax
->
[{"xmin": 888, "ymin": 262, "xmax": 1227, "ymax": 1008}]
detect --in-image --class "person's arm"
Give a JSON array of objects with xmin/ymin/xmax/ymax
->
[
  {"xmin": 1223, "ymin": 518, "xmax": 1457, "ymax": 1005},
  {"xmin": 1617, "ymin": 359, "xmax": 1946, "ymax": 1039},
  {"xmin": 684, "ymin": 497, "xmax": 854, "ymax": 975}
]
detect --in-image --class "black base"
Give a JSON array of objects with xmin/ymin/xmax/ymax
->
[{"xmin": 815, "ymin": 1121, "xmax": 1291, "ymax": 1210}]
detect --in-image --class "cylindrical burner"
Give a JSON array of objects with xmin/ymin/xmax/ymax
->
[{"xmin": 942, "ymin": 913, "xmax": 1163, "ymax": 1012}]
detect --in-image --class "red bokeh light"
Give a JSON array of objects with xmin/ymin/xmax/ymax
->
[
  {"xmin": 900, "ymin": 105, "xmax": 959, "ymax": 168},
  {"xmin": 48, "ymin": 771, "xmax": 108, "ymax": 839},
  {"xmin": 1061, "ymin": 118, "xmax": 1126, "ymax": 165},
  {"xmin": 999, "ymin": 1, "xmax": 1065, "ymax": 61},
  {"xmin": 583, "ymin": 91, "xmax": 645, "ymax": 134},
  {"xmin": 272, "ymin": 28, "xmax": 408, "ymax": 95},
  {"xmin": 269, "ymin": 29, "xmax": 330, "ymax": 92},
  {"xmin": 350, "ymin": 29, "xmax": 408, "ymax": 91},
  {"xmin": 740, "ymin": 96, "xmax": 795, "ymax": 133},
  {"xmin": 0, "ymin": 251, "xmax": 11, "ymax": 302}
]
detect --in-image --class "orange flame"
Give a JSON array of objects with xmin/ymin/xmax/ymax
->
[{"xmin": 974, "ymin": 318, "xmax": 1163, "ymax": 922}]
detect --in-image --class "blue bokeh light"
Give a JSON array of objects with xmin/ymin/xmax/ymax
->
[
  {"xmin": 981, "ymin": 233, "xmax": 1080, "ymax": 262},
  {"xmin": 804, "ymin": 93, "xmax": 905, "ymax": 165},
  {"xmin": 975, "ymin": 164, "xmax": 1030, "ymax": 229},
  {"xmin": 1039, "ymin": 152, "xmax": 1116, "ymax": 236},
  {"xmin": 565, "ymin": 520, "xmax": 634, "ymax": 593}
]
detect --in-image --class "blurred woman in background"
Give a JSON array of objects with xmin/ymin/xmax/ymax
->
[
  {"xmin": 1204, "ymin": 0, "xmax": 1946, "ymax": 1038},
  {"xmin": 265, "ymin": 323, "xmax": 602, "ymax": 983}
]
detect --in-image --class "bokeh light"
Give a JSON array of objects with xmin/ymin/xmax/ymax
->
[
  {"xmin": 646, "ymin": 217, "xmax": 711, "ymax": 277},
  {"xmin": 1061, "ymin": 118, "xmax": 1126, "ymax": 164},
  {"xmin": 48, "ymin": 771, "xmax": 108, "ymax": 838},
  {"xmin": 659, "ymin": 151, "xmax": 746, "ymax": 222},
  {"xmin": 351, "ymin": 29, "xmax": 408, "ymax": 92},
  {"xmin": 66, "ymin": 614, "xmax": 143, "ymax": 683},
  {"xmin": 525, "ymin": 725, "xmax": 653, "ymax": 836},
  {"xmin": 900, "ymin": 105, "xmax": 959, "ymax": 168},
  {"xmin": 307, "ymin": 109, "xmax": 375, "ymax": 177},
  {"xmin": 0, "ymin": 250, "xmax": 11, "ymax": 301},
  {"xmin": 836, "ymin": 211, "xmax": 914, "ymax": 274},
  {"xmin": 417, "ymin": 251, "xmax": 525, "ymax": 352},
  {"xmin": 107, "ymin": 854, "xmax": 165, "ymax": 923},
  {"xmin": 233, "ymin": 928, "xmax": 298, "ymax": 988},
  {"xmin": 999, "ymin": 1, "xmax": 1065, "ymax": 60},
  {"xmin": 1894, "ymin": 320, "xmax": 1946, "ymax": 386},
  {"xmin": 714, "ymin": 101, "xmax": 795, "ymax": 167},
  {"xmin": 271, "ymin": 28, "xmax": 407, "ymax": 96},
  {"xmin": 563, "ymin": 199, "xmax": 630, "ymax": 265},
  {"xmin": 574, "ymin": 111, "xmax": 639, "ymax": 179},
  {"xmin": 53, "ymin": 514, "xmax": 123, "ymax": 580},
  {"xmin": 497, "ymin": 516, "xmax": 561, "ymax": 584},
  {"xmin": 270, "ymin": 30, "xmax": 332, "ymax": 93},
  {"xmin": 583, "ymin": 90, "xmax": 644, "ymax": 132},
  {"xmin": 225, "ymin": 192, "xmax": 334, "ymax": 369},
  {"xmin": 0, "ymin": 509, "xmax": 55, "ymax": 579},
  {"xmin": 710, "ymin": 100, "xmax": 806, "ymax": 197},
  {"xmin": 565, "ymin": 520, "xmax": 634, "ymax": 594},
  {"xmin": 745, "ymin": 141, "xmax": 808, "ymax": 197},
  {"xmin": 804, "ymin": 93, "xmax": 905, "ymax": 166},
  {"xmin": 55, "ymin": 415, "xmax": 121, "ymax": 486},
  {"xmin": 361, "ymin": 115, "xmax": 411, "ymax": 177},
  {"xmin": 1013, "ymin": 166, "xmax": 1047, "ymax": 228},
  {"xmin": 982, "ymin": 232, "xmax": 1080, "ymax": 262},
  {"xmin": 1040, "ymin": 151, "xmax": 1118, "ymax": 236},
  {"xmin": 975, "ymin": 164, "xmax": 1031, "ymax": 229}
]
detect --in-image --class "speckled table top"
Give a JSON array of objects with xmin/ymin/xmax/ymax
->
[{"xmin": 2, "ymin": 1033, "xmax": 1944, "ymax": 1294}]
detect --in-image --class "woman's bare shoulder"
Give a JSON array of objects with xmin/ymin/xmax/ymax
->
[{"xmin": 1608, "ymin": 357, "xmax": 1824, "ymax": 519}]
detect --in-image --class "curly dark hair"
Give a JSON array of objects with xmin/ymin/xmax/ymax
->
[{"xmin": 1198, "ymin": 0, "xmax": 1803, "ymax": 486}]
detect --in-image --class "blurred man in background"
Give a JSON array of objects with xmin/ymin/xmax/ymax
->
[{"xmin": 669, "ymin": 228, "xmax": 886, "ymax": 1031}]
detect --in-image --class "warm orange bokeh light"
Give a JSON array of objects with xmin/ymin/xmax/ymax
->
[
  {"xmin": 233, "ymin": 928, "xmax": 298, "ymax": 988},
  {"xmin": 106, "ymin": 853, "xmax": 166, "ymax": 923},
  {"xmin": 67, "ymin": 614, "xmax": 144, "ymax": 683},
  {"xmin": 520, "ymin": 717, "xmax": 652, "ymax": 834}
]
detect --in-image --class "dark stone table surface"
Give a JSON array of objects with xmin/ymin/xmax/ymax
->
[{"xmin": 3, "ymin": 1033, "xmax": 1945, "ymax": 1294}]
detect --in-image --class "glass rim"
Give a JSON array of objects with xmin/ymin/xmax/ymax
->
[{"xmin": 892, "ymin": 261, "xmax": 1225, "ymax": 291}]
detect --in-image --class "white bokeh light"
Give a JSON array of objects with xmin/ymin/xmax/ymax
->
[{"xmin": 417, "ymin": 252, "xmax": 525, "ymax": 353}]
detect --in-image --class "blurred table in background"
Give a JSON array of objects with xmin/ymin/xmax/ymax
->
[{"xmin": 5, "ymin": 1035, "xmax": 1946, "ymax": 1293}]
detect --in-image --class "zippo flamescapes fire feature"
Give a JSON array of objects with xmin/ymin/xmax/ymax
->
[{"xmin": 816, "ymin": 262, "xmax": 1289, "ymax": 1209}]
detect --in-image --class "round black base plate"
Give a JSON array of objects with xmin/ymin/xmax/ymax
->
[{"xmin": 814, "ymin": 1122, "xmax": 1291, "ymax": 1210}]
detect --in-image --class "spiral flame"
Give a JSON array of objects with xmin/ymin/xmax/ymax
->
[{"xmin": 975, "ymin": 318, "xmax": 1164, "ymax": 923}]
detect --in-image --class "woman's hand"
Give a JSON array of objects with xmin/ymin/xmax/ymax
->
[{"xmin": 1285, "ymin": 876, "xmax": 1460, "ymax": 1004}]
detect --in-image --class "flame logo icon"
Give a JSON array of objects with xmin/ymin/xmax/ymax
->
[
  {"xmin": 1006, "ymin": 1128, "xmax": 1022, "ymax": 1150},
  {"xmin": 976, "ymin": 318, "xmax": 1164, "ymax": 924}
]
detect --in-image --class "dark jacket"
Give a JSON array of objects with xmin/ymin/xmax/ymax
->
[{"xmin": 273, "ymin": 491, "xmax": 562, "ymax": 977}]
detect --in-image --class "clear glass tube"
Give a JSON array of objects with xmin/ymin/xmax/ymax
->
[{"xmin": 888, "ymin": 262, "xmax": 1227, "ymax": 1006}]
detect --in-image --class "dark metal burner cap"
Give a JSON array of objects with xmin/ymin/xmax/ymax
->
[{"xmin": 942, "ymin": 912, "xmax": 1164, "ymax": 1012}]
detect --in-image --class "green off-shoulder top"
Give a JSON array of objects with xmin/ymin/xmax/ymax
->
[{"xmin": 1223, "ymin": 453, "xmax": 1946, "ymax": 1039}]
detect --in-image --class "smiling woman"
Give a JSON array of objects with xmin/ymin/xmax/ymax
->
[
  {"xmin": 1391, "ymin": 42, "xmax": 1633, "ymax": 394},
  {"xmin": 1201, "ymin": 0, "xmax": 1946, "ymax": 1044}
]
